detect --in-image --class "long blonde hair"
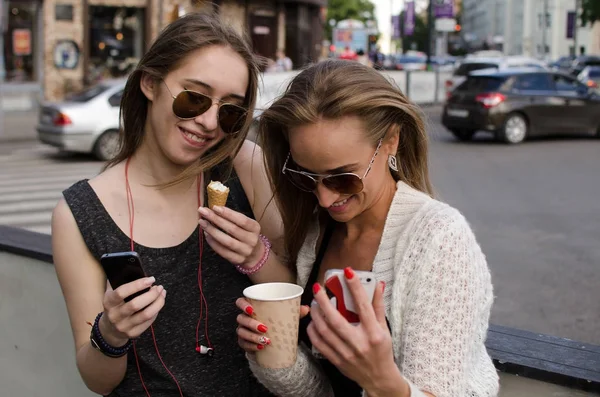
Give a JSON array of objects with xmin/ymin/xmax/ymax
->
[{"xmin": 258, "ymin": 59, "xmax": 433, "ymax": 265}]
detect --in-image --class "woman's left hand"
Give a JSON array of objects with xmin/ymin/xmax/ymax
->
[
  {"xmin": 308, "ymin": 267, "xmax": 407, "ymax": 396},
  {"xmin": 198, "ymin": 206, "xmax": 263, "ymax": 267}
]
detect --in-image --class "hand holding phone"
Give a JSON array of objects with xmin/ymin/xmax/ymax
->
[
  {"xmin": 324, "ymin": 269, "xmax": 377, "ymax": 325},
  {"xmin": 98, "ymin": 251, "xmax": 166, "ymax": 342},
  {"xmin": 312, "ymin": 269, "xmax": 377, "ymax": 358},
  {"xmin": 100, "ymin": 251, "xmax": 149, "ymax": 302}
]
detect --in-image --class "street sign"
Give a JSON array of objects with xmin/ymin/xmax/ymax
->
[
  {"xmin": 404, "ymin": 1, "xmax": 415, "ymax": 36},
  {"xmin": 435, "ymin": 17, "xmax": 457, "ymax": 32},
  {"xmin": 566, "ymin": 11, "xmax": 576, "ymax": 39},
  {"xmin": 12, "ymin": 29, "xmax": 32, "ymax": 56},
  {"xmin": 392, "ymin": 15, "xmax": 401, "ymax": 39},
  {"xmin": 434, "ymin": 0, "xmax": 454, "ymax": 19}
]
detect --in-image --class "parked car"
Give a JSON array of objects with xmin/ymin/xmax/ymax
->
[
  {"xmin": 37, "ymin": 79, "xmax": 125, "ymax": 160},
  {"xmin": 442, "ymin": 68, "xmax": 600, "ymax": 143},
  {"xmin": 548, "ymin": 55, "xmax": 575, "ymax": 72},
  {"xmin": 577, "ymin": 66, "xmax": 600, "ymax": 89},
  {"xmin": 444, "ymin": 56, "xmax": 548, "ymax": 98},
  {"xmin": 568, "ymin": 55, "xmax": 600, "ymax": 76},
  {"xmin": 432, "ymin": 56, "xmax": 457, "ymax": 72},
  {"xmin": 393, "ymin": 55, "xmax": 427, "ymax": 71}
]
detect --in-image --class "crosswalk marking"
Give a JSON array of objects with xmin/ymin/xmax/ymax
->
[
  {"xmin": 0, "ymin": 191, "xmax": 63, "ymax": 204},
  {"xmin": 0, "ymin": 144, "xmax": 103, "ymax": 235}
]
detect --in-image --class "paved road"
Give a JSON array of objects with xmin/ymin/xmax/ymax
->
[
  {"xmin": 424, "ymin": 106, "xmax": 600, "ymax": 345},
  {"xmin": 0, "ymin": 143, "xmax": 102, "ymax": 234},
  {"xmin": 1, "ymin": 106, "xmax": 599, "ymax": 346}
]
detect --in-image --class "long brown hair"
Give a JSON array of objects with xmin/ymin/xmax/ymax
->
[
  {"xmin": 258, "ymin": 59, "xmax": 433, "ymax": 265},
  {"xmin": 105, "ymin": 12, "xmax": 260, "ymax": 181}
]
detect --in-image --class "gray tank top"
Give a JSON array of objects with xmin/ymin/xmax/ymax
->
[{"xmin": 63, "ymin": 165, "xmax": 274, "ymax": 396}]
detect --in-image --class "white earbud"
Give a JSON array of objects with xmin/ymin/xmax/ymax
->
[{"xmin": 196, "ymin": 345, "xmax": 214, "ymax": 356}]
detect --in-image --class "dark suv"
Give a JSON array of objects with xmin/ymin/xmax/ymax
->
[{"xmin": 442, "ymin": 68, "xmax": 600, "ymax": 143}]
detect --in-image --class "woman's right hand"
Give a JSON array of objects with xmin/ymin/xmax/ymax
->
[
  {"xmin": 99, "ymin": 277, "xmax": 166, "ymax": 346},
  {"xmin": 235, "ymin": 297, "xmax": 310, "ymax": 353},
  {"xmin": 235, "ymin": 298, "xmax": 271, "ymax": 352}
]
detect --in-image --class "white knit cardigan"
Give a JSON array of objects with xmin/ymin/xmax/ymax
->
[{"xmin": 248, "ymin": 181, "xmax": 500, "ymax": 397}]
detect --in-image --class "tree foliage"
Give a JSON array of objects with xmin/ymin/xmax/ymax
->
[
  {"xmin": 326, "ymin": 0, "xmax": 376, "ymax": 40},
  {"xmin": 399, "ymin": 12, "xmax": 429, "ymax": 54},
  {"xmin": 581, "ymin": 0, "xmax": 600, "ymax": 26}
]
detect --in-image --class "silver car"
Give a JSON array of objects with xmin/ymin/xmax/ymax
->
[{"xmin": 37, "ymin": 78, "xmax": 125, "ymax": 160}]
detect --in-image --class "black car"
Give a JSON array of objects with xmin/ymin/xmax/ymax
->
[{"xmin": 442, "ymin": 68, "xmax": 600, "ymax": 143}]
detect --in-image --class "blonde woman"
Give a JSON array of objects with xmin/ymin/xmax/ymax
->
[{"xmin": 235, "ymin": 60, "xmax": 499, "ymax": 397}]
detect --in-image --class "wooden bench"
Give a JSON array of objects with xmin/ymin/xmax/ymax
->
[
  {"xmin": 488, "ymin": 324, "xmax": 600, "ymax": 393},
  {"xmin": 2, "ymin": 224, "xmax": 599, "ymax": 393}
]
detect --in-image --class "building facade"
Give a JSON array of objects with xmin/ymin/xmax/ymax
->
[
  {"xmin": 462, "ymin": 0, "xmax": 598, "ymax": 59},
  {"xmin": 0, "ymin": 0, "xmax": 325, "ymax": 106},
  {"xmin": 461, "ymin": 0, "xmax": 505, "ymax": 51}
]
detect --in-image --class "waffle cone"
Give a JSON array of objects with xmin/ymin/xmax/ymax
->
[{"xmin": 207, "ymin": 184, "xmax": 229, "ymax": 209}]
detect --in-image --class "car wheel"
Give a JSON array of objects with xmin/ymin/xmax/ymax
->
[
  {"xmin": 93, "ymin": 130, "xmax": 120, "ymax": 161},
  {"xmin": 451, "ymin": 129, "xmax": 476, "ymax": 142},
  {"xmin": 500, "ymin": 113, "xmax": 528, "ymax": 144}
]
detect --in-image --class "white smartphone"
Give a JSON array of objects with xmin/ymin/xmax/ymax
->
[
  {"xmin": 312, "ymin": 269, "xmax": 377, "ymax": 358},
  {"xmin": 323, "ymin": 269, "xmax": 377, "ymax": 325}
]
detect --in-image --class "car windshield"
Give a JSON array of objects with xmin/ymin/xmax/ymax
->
[
  {"xmin": 456, "ymin": 76, "xmax": 506, "ymax": 92},
  {"xmin": 454, "ymin": 63, "xmax": 498, "ymax": 76},
  {"xmin": 580, "ymin": 57, "xmax": 600, "ymax": 66},
  {"xmin": 66, "ymin": 84, "xmax": 111, "ymax": 102},
  {"xmin": 588, "ymin": 69, "xmax": 600, "ymax": 78},
  {"xmin": 397, "ymin": 56, "xmax": 425, "ymax": 63},
  {"xmin": 510, "ymin": 63, "xmax": 544, "ymax": 69}
]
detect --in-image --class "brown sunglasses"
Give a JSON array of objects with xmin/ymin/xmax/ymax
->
[
  {"xmin": 282, "ymin": 140, "xmax": 382, "ymax": 195},
  {"xmin": 162, "ymin": 81, "xmax": 247, "ymax": 134}
]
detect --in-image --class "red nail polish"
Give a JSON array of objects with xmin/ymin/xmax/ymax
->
[
  {"xmin": 245, "ymin": 306, "xmax": 254, "ymax": 316},
  {"xmin": 257, "ymin": 324, "xmax": 268, "ymax": 333},
  {"xmin": 257, "ymin": 344, "xmax": 264, "ymax": 350},
  {"xmin": 266, "ymin": 338, "xmax": 272, "ymax": 345},
  {"xmin": 312, "ymin": 283, "xmax": 321, "ymax": 295},
  {"xmin": 344, "ymin": 267, "xmax": 355, "ymax": 280}
]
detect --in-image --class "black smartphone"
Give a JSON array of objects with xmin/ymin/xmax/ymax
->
[{"xmin": 100, "ymin": 251, "xmax": 149, "ymax": 302}]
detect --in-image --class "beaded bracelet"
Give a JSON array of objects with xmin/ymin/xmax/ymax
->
[
  {"xmin": 89, "ymin": 312, "xmax": 132, "ymax": 358},
  {"xmin": 235, "ymin": 234, "xmax": 271, "ymax": 275}
]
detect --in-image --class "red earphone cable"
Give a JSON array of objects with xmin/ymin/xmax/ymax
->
[
  {"xmin": 124, "ymin": 158, "xmax": 184, "ymax": 397},
  {"xmin": 195, "ymin": 176, "xmax": 212, "ymax": 350}
]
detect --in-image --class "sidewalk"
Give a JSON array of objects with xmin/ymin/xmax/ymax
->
[{"xmin": 0, "ymin": 110, "xmax": 39, "ymax": 142}]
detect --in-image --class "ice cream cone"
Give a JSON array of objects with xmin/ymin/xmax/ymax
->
[{"xmin": 207, "ymin": 180, "xmax": 229, "ymax": 209}]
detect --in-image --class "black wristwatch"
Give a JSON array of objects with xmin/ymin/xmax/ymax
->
[{"xmin": 90, "ymin": 312, "xmax": 132, "ymax": 358}]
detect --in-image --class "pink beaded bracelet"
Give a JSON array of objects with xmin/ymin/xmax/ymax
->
[{"xmin": 235, "ymin": 234, "xmax": 271, "ymax": 275}]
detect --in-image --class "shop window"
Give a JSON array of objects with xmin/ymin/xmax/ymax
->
[
  {"xmin": 1, "ymin": 1, "xmax": 40, "ymax": 82},
  {"xmin": 87, "ymin": 6, "xmax": 145, "ymax": 84}
]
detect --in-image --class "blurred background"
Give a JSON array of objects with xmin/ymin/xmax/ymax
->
[{"xmin": 1, "ymin": 0, "xmax": 599, "ymax": 395}]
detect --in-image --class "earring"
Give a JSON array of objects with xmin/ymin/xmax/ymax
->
[{"xmin": 388, "ymin": 155, "xmax": 398, "ymax": 172}]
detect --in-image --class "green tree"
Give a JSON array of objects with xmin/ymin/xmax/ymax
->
[
  {"xmin": 400, "ymin": 12, "xmax": 428, "ymax": 54},
  {"xmin": 581, "ymin": 0, "xmax": 600, "ymax": 26},
  {"xmin": 326, "ymin": 0, "xmax": 376, "ymax": 40}
]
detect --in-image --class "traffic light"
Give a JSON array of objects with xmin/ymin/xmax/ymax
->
[
  {"xmin": 455, "ymin": 24, "xmax": 461, "ymax": 32},
  {"xmin": 368, "ymin": 35, "xmax": 377, "ymax": 44}
]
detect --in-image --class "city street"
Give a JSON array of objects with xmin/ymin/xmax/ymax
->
[{"xmin": 1, "ymin": 106, "xmax": 599, "ymax": 347}]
